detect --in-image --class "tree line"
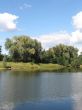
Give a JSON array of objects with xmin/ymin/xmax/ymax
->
[{"xmin": 0, "ymin": 35, "xmax": 82, "ymax": 67}]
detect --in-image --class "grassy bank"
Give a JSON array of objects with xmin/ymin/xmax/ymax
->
[
  {"xmin": 80, "ymin": 65, "xmax": 82, "ymax": 69},
  {"xmin": 0, "ymin": 62, "xmax": 64, "ymax": 72}
]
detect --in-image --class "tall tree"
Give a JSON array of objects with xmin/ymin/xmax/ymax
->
[
  {"xmin": 0, "ymin": 46, "xmax": 3, "ymax": 61},
  {"xmin": 5, "ymin": 35, "xmax": 42, "ymax": 62},
  {"xmin": 51, "ymin": 44, "xmax": 78, "ymax": 66}
]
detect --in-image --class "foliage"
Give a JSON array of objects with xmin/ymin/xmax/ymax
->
[
  {"xmin": 52, "ymin": 44, "xmax": 78, "ymax": 66},
  {"xmin": 0, "ymin": 46, "xmax": 4, "ymax": 61},
  {"xmin": 4, "ymin": 35, "xmax": 81, "ymax": 67},
  {"xmin": 41, "ymin": 49, "xmax": 56, "ymax": 63},
  {"xmin": 71, "ymin": 58, "xmax": 80, "ymax": 67},
  {"xmin": 5, "ymin": 36, "xmax": 42, "ymax": 63},
  {"xmin": 41, "ymin": 44, "xmax": 78, "ymax": 66},
  {"xmin": 3, "ymin": 55, "xmax": 7, "ymax": 68},
  {"xmin": 78, "ymin": 53, "xmax": 82, "ymax": 65}
]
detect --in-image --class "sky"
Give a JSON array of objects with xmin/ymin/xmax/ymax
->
[{"xmin": 0, "ymin": 0, "xmax": 82, "ymax": 53}]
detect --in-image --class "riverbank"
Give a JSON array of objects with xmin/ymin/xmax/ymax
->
[
  {"xmin": 0, "ymin": 62, "xmax": 64, "ymax": 72},
  {"xmin": 0, "ymin": 62, "xmax": 82, "ymax": 72}
]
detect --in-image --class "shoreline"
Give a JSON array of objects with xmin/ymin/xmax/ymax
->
[
  {"xmin": 0, "ymin": 62, "xmax": 81, "ymax": 72},
  {"xmin": 0, "ymin": 62, "xmax": 64, "ymax": 72}
]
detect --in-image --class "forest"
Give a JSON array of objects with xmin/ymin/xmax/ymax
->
[{"xmin": 0, "ymin": 35, "xmax": 82, "ymax": 67}]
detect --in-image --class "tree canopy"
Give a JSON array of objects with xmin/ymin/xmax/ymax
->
[
  {"xmin": 3, "ymin": 35, "xmax": 81, "ymax": 67},
  {"xmin": 41, "ymin": 44, "xmax": 78, "ymax": 66},
  {"xmin": 5, "ymin": 35, "xmax": 42, "ymax": 62}
]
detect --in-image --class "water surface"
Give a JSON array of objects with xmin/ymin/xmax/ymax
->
[{"xmin": 0, "ymin": 71, "xmax": 82, "ymax": 110}]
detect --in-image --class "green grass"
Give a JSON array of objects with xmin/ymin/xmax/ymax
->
[
  {"xmin": 39, "ymin": 63, "xmax": 64, "ymax": 72},
  {"xmin": 0, "ymin": 62, "xmax": 64, "ymax": 72},
  {"xmin": 80, "ymin": 65, "xmax": 82, "ymax": 69},
  {"xmin": 0, "ymin": 62, "xmax": 8, "ymax": 70}
]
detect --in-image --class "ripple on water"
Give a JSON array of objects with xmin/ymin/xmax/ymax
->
[
  {"xmin": 0, "ymin": 103, "xmax": 14, "ymax": 110},
  {"xmin": 0, "ymin": 95, "xmax": 82, "ymax": 110}
]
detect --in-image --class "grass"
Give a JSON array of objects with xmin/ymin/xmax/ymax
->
[
  {"xmin": 39, "ymin": 63, "xmax": 64, "ymax": 72},
  {"xmin": 0, "ymin": 62, "xmax": 64, "ymax": 72},
  {"xmin": 80, "ymin": 65, "xmax": 82, "ymax": 68}
]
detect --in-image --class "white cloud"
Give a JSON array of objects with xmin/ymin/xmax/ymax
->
[
  {"xmin": 0, "ymin": 13, "xmax": 19, "ymax": 31},
  {"xmin": 19, "ymin": 3, "xmax": 32, "ymax": 10},
  {"xmin": 24, "ymin": 3, "xmax": 32, "ymax": 8},
  {"xmin": 70, "ymin": 30, "xmax": 82, "ymax": 44},
  {"xmin": 1, "ymin": 11, "xmax": 82, "ymax": 54},
  {"xmin": 71, "ymin": 11, "xmax": 82, "ymax": 53},
  {"xmin": 70, "ymin": 30, "xmax": 82, "ymax": 53},
  {"xmin": 34, "ymin": 11, "xmax": 82, "ymax": 54},
  {"xmin": 35, "ymin": 29, "xmax": 82, "ymax": 53},
  {"xmin": 72, "ymin": 11, "xmax": 82, "ymax": 30},
  {"xmin": 36, "ymin": 32, "xmax": 71, "ymax": 50}
]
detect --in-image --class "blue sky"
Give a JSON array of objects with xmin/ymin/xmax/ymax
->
[{"xmin": 1, "ymin": 0, "xmax": 82, "ymax": 53}]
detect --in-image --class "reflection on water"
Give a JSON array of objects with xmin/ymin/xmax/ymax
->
[
  {"xmin": 0, "ymin": 70, "xmax": 82, "ymax": 110},
  {"xmin": 55, "ymin": 67, "xmax": 82, "ymax": 73},
  {"xmin": 0, "ymin": 97, "xmax": 82, "ymax": 110},
  {"xmin": 14, "ymin": 98, "xmax": 74, "ymax": 110}
]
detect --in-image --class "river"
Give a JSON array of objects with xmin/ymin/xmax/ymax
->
[{"xmin": 0, "ymin": 70, "xmax": 82, "ymax": 110}]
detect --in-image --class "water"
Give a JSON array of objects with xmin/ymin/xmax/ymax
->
[{"xmin": 0, "ymin": 70, "xmax": 82, "ymax": 110}]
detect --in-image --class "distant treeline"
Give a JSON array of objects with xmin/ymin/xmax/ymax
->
[{"xmin": 0, "ymin": 35, "xmax": 82, "ymax": 67}]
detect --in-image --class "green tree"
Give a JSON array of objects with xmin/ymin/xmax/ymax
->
[
  {"xmin": 3, "ymin": 55, "xmax": 7, "ymax": 68},
  {"xmin": 41, "ymin": 49, "xmax": 56, "ymax": 63},
  {"xmin": 51, "ymin": 44, "xmax": 78, "ymax": 66},
  {"xmin": 0, "ymin": 46, "xmax": 4, "ymax": 61},
  {"xmin": 5, "ymin": 35, "xmax": 42, "ymax": 62},
  {"xmin": 78, "ymin": 52, "xmax": 82, "ymax": 65}
]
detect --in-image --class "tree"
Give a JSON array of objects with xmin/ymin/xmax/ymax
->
[
  {"xmin": 0, "ymin": 46, "xmax": 3, "ymax": 61},
  {"xmin": 51, "ymin": 44, "xmax": 78, "ymax": 66},
  {"xmin": 78, "ymin": 52, "xmax": 82, "ymax": 65},
  {"xmin": 41, "ymin": 48, "xmax": 56, "ymax": 63},
  {"xmin": 3, "ymin": 55, "xmax": 7, "ymax": 68},
  {"xmin": 33, "ymin": 39, "xmax": 42, "ymax": 63},
  {"xmin": 5, "ymin": 36, "xmax": 79, "ymax": 66},
  {"xmin": 5, "ymin": 35, "xmax": 42, "ymax": 62}
]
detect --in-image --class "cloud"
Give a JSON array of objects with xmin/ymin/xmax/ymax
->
[
  {"xmin": 34, "ymin": 11, "xmax": 82, "ymax": 54},
  {"xmin": 70, "ymin": 30, "xmax": 82, "ymax": 53},
  {"xmin": 0, "ymin": 13, "xmax": 19, "ymax": 31},
  {"xmin": 19, "ymin": 3, "xmax": 32, "ymax": 10},
  {"xmin": 36, "ymin": 31, "xmax": 71, "ymax": 50},
  {"xmin": 72, "ymin": 11, "xmax": 82, "ymax": 30},
  {"xmin": 36, "ymin": 29, "xmax": 82, "ymax": 53},
  {"xmin": 70, "ymin": 30, "xmax": 82, "ymax": 44}
]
